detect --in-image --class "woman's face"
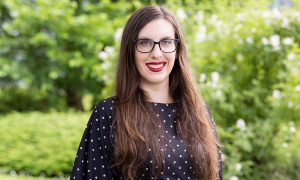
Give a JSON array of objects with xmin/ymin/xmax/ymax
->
[{"xmin": 134, "ymin": 19, "xmax": 177, "ymax": 88}]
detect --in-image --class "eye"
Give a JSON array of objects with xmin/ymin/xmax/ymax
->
[
  {"xmin": 160, "ymin": 39, "xmax": 173, "ymax": 46},
  {"xmin": 138, "ymin": 40, "xmax": 153, "ymax": 46}
]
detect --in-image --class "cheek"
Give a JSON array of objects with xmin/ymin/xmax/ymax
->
[{"xmin": 167, "ymin": 54, "xmax": 176, "ymax": 64}]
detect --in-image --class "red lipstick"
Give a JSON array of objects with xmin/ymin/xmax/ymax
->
[{"xmin": 145, "ymin": 62, "xmax": 166, "ymax": 72}]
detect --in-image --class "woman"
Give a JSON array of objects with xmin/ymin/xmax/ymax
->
[{"xmin": 71, "ymin": 6, "xmax": 222, "ymax": 180}]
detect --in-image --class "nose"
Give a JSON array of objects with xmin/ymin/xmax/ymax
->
[{"xmin": 150, "ymin": 43, "xmax": 163, "ymax": 58}]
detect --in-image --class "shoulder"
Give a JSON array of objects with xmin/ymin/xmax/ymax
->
[
  {"xmin": 94, "ymin": 96, "xmax": 117, "ymax": 112},
  {"xmin": 89, "ymin": 96, "xmax": 117, "ymax": 124}
]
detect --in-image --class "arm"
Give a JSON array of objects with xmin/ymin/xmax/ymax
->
[{"xmin": 70, "ymin": 101, "xmax": 114, "ymax": 180}]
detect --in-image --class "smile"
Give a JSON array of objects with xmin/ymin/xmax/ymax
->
[{"xmin": 145, "ymin": 62, "xmax": 166, "ymax": 72}]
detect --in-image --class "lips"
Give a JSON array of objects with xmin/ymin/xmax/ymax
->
[{"xmin": 145, "ymin": 62, "xmax": 166, "ymax": 72}]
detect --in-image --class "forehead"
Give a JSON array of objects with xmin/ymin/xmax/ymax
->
[{"xmin": 138, "ymin": 19, "xmax": 175, "ymax": 40}]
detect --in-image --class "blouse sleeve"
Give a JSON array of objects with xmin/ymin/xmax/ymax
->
[{"xmin": 70, "ymin": 101, "xmax": 114, "ymax": 180}]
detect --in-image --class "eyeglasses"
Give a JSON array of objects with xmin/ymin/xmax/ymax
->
[{"xmin": 134, "ymin": 39, "xmax": 179, "ymax": 53}]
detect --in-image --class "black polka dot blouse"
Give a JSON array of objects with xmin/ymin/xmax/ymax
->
[{"xmin": 70, "ymin": 97, "xmax": 223, "ymax": 180}]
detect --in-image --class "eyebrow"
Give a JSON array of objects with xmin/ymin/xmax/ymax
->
[{"xmin": 137, "ymin": 36, "xmax": 175, "ymax": 40}]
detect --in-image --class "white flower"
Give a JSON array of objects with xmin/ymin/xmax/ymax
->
[
  {"xmin": 216, "ymin": 90, "xmax": 222, "ymax": 97},
  {"xmin": 199, "ymin": 73, "xmax": 206, "ymax": 83},
  {"xmin": 269, "ymin": 35, "xmax": 280, "ymax": 51},
  {"xmin": 290, "ymin": 126, "xmax": 296, "ymax": 133},
  {"xmin": 98, "ymin": 51, "xmax": 108, "ymax": 60},
  {"xmin": 104, "ymin": 46, "xmax": 115, "ymax": 55},
  {"xmin": 262, "ymin": 37, "xmax": 269, "ymax": 45},
  {"xmin": 270, "ymin": 35, "xmax": 280, "ymax": 46},
  {"xmin": 114, "ymin": 28, "xmax": 123, "ymax": 42},
  {"xmin": 195, "ymin": 11, "xmax": 205, "ymax": 22},
  {"xmin": 195, "ymin": 25, "xmax": 207, "ymax": 43},
  {"xmin": 264, "ymin": 19, "xmax": 272, "ymax": 26},
  {"xmin": 236, "ymin": 53, "xmax": 243, "ymax": 61},
  {"xmin": 251, "ymin": 28, "xmax": 257, "ymax": 33},
  {"xmin": 176, "ymin": 8, "xmax": 187, "ymax": 20},
  {"xmin": 246, "ymin": 37, "xmax": 253, "ymax": 44},
  {"xmin": 230, "ymin": 176, "xmax": 239, "ymax": 180},
  {"xmin": 271, "ymin": 8, "xmax": 282, "ymax": 19},
  {"xmin": 215, "ymin": 20, "xmax": 223, "ymax": 28},
  {"xmin": 212, "ymin": 51, "xmax": 218, "ymax": 57},
  {"xmin": 236, "ymin": 119, "xmax": 246, "ymax": 131},
  {"xmin": 209, "ymin": 14, "xmax": 218, "ymax": 24},
  {"xmin": 282, "ymin": 37, "xmax": 293, "ymax": 45},
  {"xmin": 287, "ymin": 53, "xmax": 295, "ymax": 60},
  {"xmin": 211, "ymin": 71, "xmax": 219, "ymax": 83},
  {"xmin": 272, "ymin": 90, "xmax": 281, "ymax": 99},
  {"xmin": 288, "ymin": 101, "xmax": 294, "ymax": 108},
  {"xmin": 281, "ymin": 18, "xmax": 290, "ymax": 29},
  {"xmin": 236, "ymin": 13, "xmax": 244, "ymax": 21},
  {"xmin": 261, "ymin": 11, "xmax": 269, "ymax": 18},
  {"xmin": 102, "ymin": 74, "xmax": 109, "ymax": 81},
  {"xmin": 282, "ymin": 143, "xmax": 288, "ymax": 148},
  {"xmin": 295, "ymin": 85, "xmax": 300, "ymax": 92},
  {"xmin": 235, "ymin": 163, "xmax": 242, "ymax": 172},
  {"xmin": 101, "ymin": 61, "xmax": 111, "ymax": 69}
]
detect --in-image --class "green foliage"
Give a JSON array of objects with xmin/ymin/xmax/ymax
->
[
  {"xmin": 0, "ymin": 112, "xmax": 88, "ymax": 177},
  {"xmin": 220, "ymin": 120, "xmax": 300, "ymax": 180}
]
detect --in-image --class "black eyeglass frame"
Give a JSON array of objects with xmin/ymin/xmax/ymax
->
[{"xmin": 133, "ymin": 39, "xmax": 180, "ymax": 53}]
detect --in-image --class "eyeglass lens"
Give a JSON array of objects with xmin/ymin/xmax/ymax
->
[{"xmin": 135, "ymin": 39, "xmax": 178, "ymax": 53}]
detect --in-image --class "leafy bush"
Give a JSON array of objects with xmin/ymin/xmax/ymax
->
[
  {"xmin": 0, "ymin": 112, "xmax": 88, "ymax": 177},
  {"xmin": 220, "ymin": 120, "xmax": 300, "ymax": 180}
]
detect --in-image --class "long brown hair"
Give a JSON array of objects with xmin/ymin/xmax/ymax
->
[{"xmin": 112, "ymin": 6, "xmax": 220, "ymax": 180}]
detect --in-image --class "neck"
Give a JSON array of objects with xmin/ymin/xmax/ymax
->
[{"xmin": 140, "ymin": 81, "xmax": 174, "ymax": 103}]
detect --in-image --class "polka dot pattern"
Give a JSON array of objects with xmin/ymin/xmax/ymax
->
[{"xmin": 70, "ymin": 97, "xmax": 223, "ymax": 179}]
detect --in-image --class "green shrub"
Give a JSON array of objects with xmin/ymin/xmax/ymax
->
[
  {"xmin": 220, "ymin": 120, "xmax": 300, "ymax": 180},
  {"xmin": 0, "ymin": 112, "xmax": 89, "ymax": 177}
]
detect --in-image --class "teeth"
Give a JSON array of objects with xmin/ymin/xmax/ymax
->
[{"xmin": 147, "ymin": 64, "xmax": 164, "ymax": 68}]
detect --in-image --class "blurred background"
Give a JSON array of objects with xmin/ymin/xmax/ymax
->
[{"xmin": 0, "ymin": 0, "xmax": 299, "ymax": 179}]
